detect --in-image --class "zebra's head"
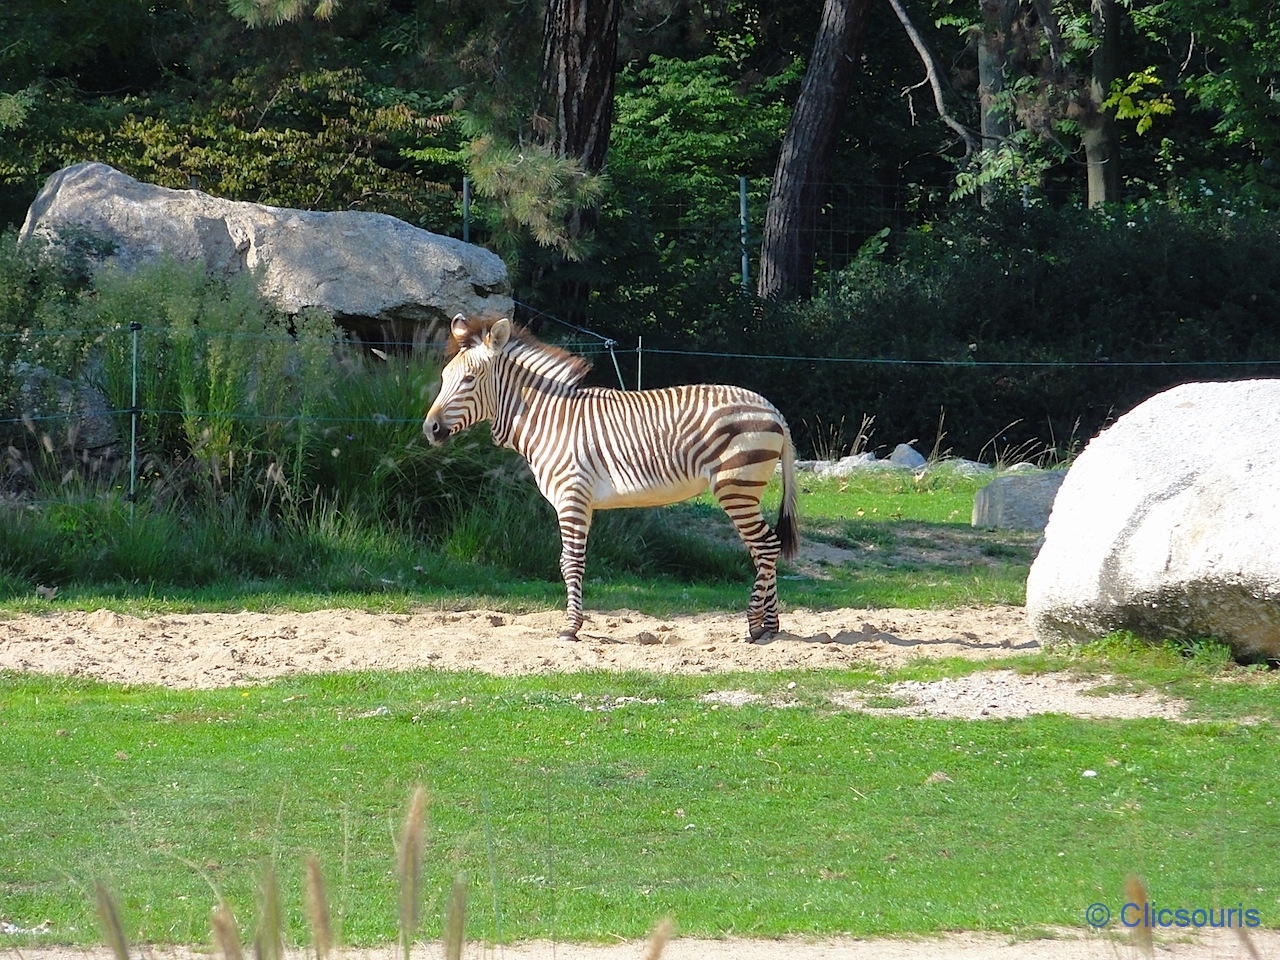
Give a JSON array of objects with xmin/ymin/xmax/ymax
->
[{"xmin": 424, "ymin": 314, "xmax": 512, "ymax": 445}]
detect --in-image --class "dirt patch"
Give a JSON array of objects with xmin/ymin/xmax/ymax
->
[
  {"xmin": 0, "ymin": 604, "xmax": 1037, "ymax": 689},
  {"xmin": 6, "ymin": 929, "xmax": 1279, "ymax": 960},
  {"xmin": 0, "ymin": 604, "xmax": 1193, "ymax": 722},
  {"xmin": 832, "ymin": 669, "xmax": 1189, "ymax": 721}
]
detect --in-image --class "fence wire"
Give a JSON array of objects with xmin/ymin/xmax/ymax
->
[{"xmin": 6, "ymin": 321, "xmax": 1279, "ymax": 437}]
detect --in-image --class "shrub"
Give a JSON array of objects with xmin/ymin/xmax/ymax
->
[{"xmin": 636, "ymin": 202, "xmax": 1280, "ymax": 459}]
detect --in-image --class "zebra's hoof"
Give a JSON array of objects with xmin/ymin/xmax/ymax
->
[
  {"xmin": 748, "ymin": 626, "xmax": 773, "ymax": 642},
  {"xmin": 558, "ymin": 630, "xmax": 580, "ymax": 642}
]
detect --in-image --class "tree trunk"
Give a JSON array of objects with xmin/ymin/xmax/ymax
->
[
  {"xmin": 538, "ymin": 0, "xmax": 620, "ymax": 175},
  {"xmin": 1083, "ymin": 0, "xmax": 1121, "ymax": 207},
  {"xmin": 535, "ymin": 0, "xmax": 620, "ymax": 325},
  {"xmin": 977, "ymin": 0, "xmax": 1016, "ymax": 205},
  {"xmin": 757, "ymin": 0, "xmax": 872, "ymax": 302},
  {"xmin": 978, "ymin": 0, "xmax": 1016, "ymax": 148}
]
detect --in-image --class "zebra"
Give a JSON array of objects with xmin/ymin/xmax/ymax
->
[{"xmin": 423, "ymin": 315, "xmax": 799, "ymax": 641}]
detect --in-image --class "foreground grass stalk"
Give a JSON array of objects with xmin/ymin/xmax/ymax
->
[
  {"xmin": 443, "ymin": 874, "xmax": 467, "ymax": 960},
  {"xmin": 255, "ymin": 862, "xmax": 283, "ymax": 960},
  {"xmin": 397, "ymin": 786, "xmax": 427, "ymax": 960},
  {"xmin": 94, "ymin": 881, "xmax": 130, "ymax": 960},
  {"xmin": 1124, "ymin": 874, "xmax": 1152, "ymax": 957},
  {"xmin": 304, "ymin": 854, "xmax": 333, "ymax": 960},
  {"xmin": 212, "ymin": 902, "xmax": 245, "ymax": 960},
  {"xmin": 645, "ymin": 918, "xmax": 673, "ymax": 960}
]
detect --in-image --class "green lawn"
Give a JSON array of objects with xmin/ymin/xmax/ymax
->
[
  {"xmin": 2, "ymin": 657, "xmax": 1277, "ymax": 946},
  {"xmin": 0, "ymin": 465, "xmax": 1029, "ymax": 617}
]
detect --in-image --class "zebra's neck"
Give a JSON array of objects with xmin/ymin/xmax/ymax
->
[{"xmin": 489, "ymin": 339, "xmax": 590, "ymax": 450}]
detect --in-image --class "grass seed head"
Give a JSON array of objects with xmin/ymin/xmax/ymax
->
[
  {"xmin": 397, "ymin": 786, "xmax": 428, "ymax": 960},
  {"xmin": 304, "ymin": 854, "xmax": 333, "ymax": 960},
  {"xmin": 212, "ymin": 902, "xmax": 245, "ymax": 960},
  {"xmin": 94, "ymin": 881, "xmax": 130, "ymax": 960},
  {"xmin": 1123, "ymin": 873, "xmax": 1152, "ymax": 957}
]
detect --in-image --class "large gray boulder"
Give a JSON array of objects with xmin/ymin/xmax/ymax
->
[
  {"xmin": 19, "ymin": 162, "xmax": 512, "ymax": 343},
  {"xmin": 1026, "ymin": 380, "xmax": 1280, "ymax": 660}
]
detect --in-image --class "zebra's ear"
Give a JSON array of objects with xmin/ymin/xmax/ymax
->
[
  {"xmin": 487, "ymin": 318, "xmax": 513, "ymax": 351},
  {"xmin": 450, "ymin": 314, "xmax": 471, "ymax": 342}
]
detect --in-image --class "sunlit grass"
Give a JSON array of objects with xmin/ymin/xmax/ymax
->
[
  {"xmin": 1, "ymin": 656, "xmax": 1276, "ymax": 946},
  {"xmin": 0, "ymin": 464, "xmax": 1034, "ymax": 616}
]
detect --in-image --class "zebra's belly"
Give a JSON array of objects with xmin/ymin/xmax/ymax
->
[{"xmin": 591, "ymin": 474, "xmax": 709, "ymax": 510}]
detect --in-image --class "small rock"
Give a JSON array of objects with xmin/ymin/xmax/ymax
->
[{"xmin": 889, "ymin": 443, "xmax": 928, "ymax": 469}]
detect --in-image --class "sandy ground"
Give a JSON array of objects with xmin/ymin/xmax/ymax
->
[
  {"xmin": 0, "ymin": 604, "xmax": 1038, "ymax": 688},
  {"xmin": 5, "ymin": 929, "xmax": 1279, "ymax": 960},
  {"xmin": 1, "ymin": 604, "xmax": 1265, "ymax": 959}
]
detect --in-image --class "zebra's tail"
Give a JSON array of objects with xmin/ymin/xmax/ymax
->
[{"xmin": 775, "ymin": 424, "xmax": 800, "ymax": 560}]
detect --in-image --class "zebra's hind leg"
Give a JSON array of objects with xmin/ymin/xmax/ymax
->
[
  {"xmin": 554, "ymin": 496, "xmax": 594, "ymax": 641},
  {"xmin": 714, "ymin": 485, "xmax": 783, "ymax": 641}
]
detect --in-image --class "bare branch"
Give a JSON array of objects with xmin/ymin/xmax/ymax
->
[{"xmin": 885, "ymin": 0, "xmax": 980, "ymax": 156}]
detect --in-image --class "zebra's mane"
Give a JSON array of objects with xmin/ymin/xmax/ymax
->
[{"xmin": 449, "ymin": 318, "xmax": 592, "ymax": 388}]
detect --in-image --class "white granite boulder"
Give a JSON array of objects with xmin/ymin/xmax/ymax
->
[
  {"xmin": 19, "ymin": 162, "xmax": 512, "ymax": 343},
  {"xmin": 1026, "ymin": 380, "xmax": 1280, "ymax": 660}
]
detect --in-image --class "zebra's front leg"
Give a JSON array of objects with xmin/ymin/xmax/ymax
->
[{"xmin": 555, "ymin": 497, "xmax": 594, "ymax": 641}]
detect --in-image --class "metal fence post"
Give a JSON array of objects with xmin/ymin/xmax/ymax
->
[
  {"xmin": 462, "ymin": 176, "xmax": 471, "ymax": 243},
  {"xmin": 740, "ymin": 175, "xmax": 750, "ymax": 294},
  {"xmin": 127, "ymin": 322, "xmax": 141, "ymax": 519}
]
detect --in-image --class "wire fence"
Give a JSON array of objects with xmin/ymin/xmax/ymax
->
[
  {"xmin": 6, "ymin": 314, "xmax": 1280, "ymax": 514},
  {"xmin": 459, "ymin": 175, "xmax": 932, "ymax": 298}
]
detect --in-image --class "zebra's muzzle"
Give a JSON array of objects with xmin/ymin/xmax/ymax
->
[{"xmin": 423, "ymin": 413, "xmax": 449, "ymax": 445}]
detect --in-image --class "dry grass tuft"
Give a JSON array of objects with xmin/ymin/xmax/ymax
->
[
  {"xmin": 94, "ymin": 881, "xmax": 130, "ymax": 960},
  {"xmin": 211, "ymin": 902, "xmax": 245, "ymax": 960},
  {"xmin": 644, "ymin": 917, "xmax": 674, "ymax": 960},
  {"xmin": 1123, "ymin": 873, "xmax": 1152, "ymax": 957},
  {"xmin": 255, "ymin": 861, "xmax": 284, "ymax": 960},
  {"xmin": 397, "ymin": 785, "xmax": 428, "ymax": 960},
  {"xmin": 442, "ymin": 874, "xmax": 468, "ymax": 960},
  {"xmin": 304, "ymin": 854, "xmax": 333, "ymax": 960}
]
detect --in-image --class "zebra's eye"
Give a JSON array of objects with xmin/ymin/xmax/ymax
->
[{"xmin": 460, "ymin": 374, "xmax": 476, "ymax": 386}]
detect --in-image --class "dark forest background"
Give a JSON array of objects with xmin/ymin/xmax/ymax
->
[{"xmin": 4, "ymin": 0, "xmax": 1280, "ymax": 458}]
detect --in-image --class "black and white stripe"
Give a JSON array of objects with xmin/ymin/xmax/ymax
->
[{"xmin": 424, "ymin": 315, "xmax": 799, "ymax": 641}]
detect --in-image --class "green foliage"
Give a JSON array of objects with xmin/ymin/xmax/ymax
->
[
  {"xmin": 0, "ymin": 230, "xmax": 84, "ymax": 399},
  {"xmin": 1077, "ymin": 631, "xmax": 1237, "ymax": 674},
  {"xmin": 751, "ymin": 201, "xmax": 1280, "ymax": 456},
  {"xmin": 226, "ymin": 0, "xmax": 340, "ymax": 27},
  {"xmin": 0, "ymin": 86, "xmax": 37, "ymax": 132},
  {"xmin": 596, "ymin": 54, "xmax": 798, "ymax": 334},
  {"xmin": 1105, "ymin": 68, "xmax": 1177, "ymax": 136},
  {"xmin": 65, "ymin": 67, "xmax": 465, "ymax": 230},
  {"xmin": 0, "ymin": 253, "xmax": 759, "ymax": 596},
  {"xmin": 72, "ymin": 261, "xmax": 335, "ymax": 494},
  {"xmin": 1141, "ymin": 0, "xmax": 1280, "ymax": 159},
  {"xmin": 467, "ymin": 135, "xmax": 605, "ymax": 263}
]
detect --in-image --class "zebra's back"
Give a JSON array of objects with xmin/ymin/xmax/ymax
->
[{"xmin": 539, "ymin": 382, "xmax": 788, "ymax": 511}]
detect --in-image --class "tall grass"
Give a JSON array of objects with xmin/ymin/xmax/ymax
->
[
  {"xmin": 0, "ymin": 253, "xmax": 750, "ymax": 598},
  {"xmin": 87, "ymin": 789, "xmax": 677, "ymax": 959}
]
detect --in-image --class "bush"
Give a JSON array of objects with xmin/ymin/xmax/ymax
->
[{"xmin": 635, "ymin": 202, "xmax": 1280, "ymax": 459}]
